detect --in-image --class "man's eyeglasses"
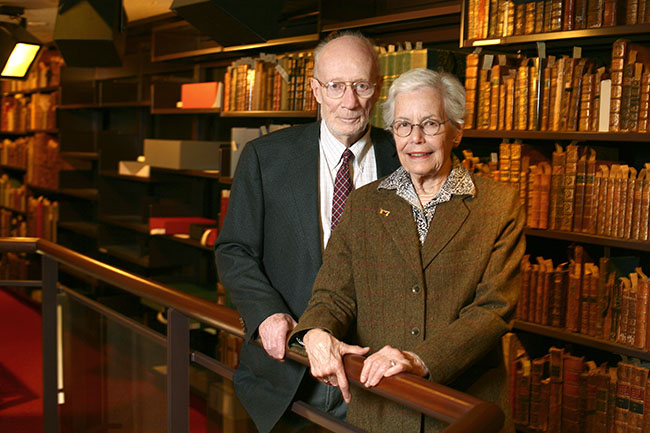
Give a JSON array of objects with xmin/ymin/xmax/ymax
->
[
  {"xmin": 390, "ymin": 119, "xmax": 450, "ymax": 137},
  {"xmin": 312, "ymin": 78, "xmax": 376, "ymax": 99}
]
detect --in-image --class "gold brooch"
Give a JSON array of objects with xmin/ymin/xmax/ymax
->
[{"xmin": 379, "ymin": 208, "xmax": 391, "ymax": 217}]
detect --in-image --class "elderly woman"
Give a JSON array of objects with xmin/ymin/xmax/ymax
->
[{"xmin": 289, "ymin": 68, "xmax": 524, "ymax": 433}]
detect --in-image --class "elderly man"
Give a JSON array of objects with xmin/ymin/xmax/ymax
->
[{"xmin": 215, "ymin": 32, "xmax": 400, "ymax": 433}]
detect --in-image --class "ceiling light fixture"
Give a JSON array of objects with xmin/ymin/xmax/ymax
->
[{"xmin": 0, "ymin": 6, "xmax": 42, "ymax": 80}]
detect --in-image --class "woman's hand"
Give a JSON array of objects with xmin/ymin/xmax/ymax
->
[
  {"xmin": 360, "ymin": 345, "xmax": 429, "ymax": 388},
  {"xmin": 302, "ymin": 329, "xmax": 370, "ymax": 403}
]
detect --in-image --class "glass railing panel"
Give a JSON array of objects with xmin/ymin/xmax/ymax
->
[{"xmin": 59, "ymin": 291, "xmax": 167, "ymax": 433}]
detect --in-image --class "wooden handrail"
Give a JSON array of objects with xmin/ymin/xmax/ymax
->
[{"xmin": 0, "ymin": 237, "xmax": 504, "ymax": 433}]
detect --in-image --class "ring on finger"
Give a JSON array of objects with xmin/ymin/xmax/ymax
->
[
  {"xmin": 323, "ymin": 378, "xmax": 330, "ymax": 385},
  {"xmin": 389, "ymin": 360, "xmax": 396, "ymax": 368}
]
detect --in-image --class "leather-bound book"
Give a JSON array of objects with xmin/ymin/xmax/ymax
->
[
  {"xmin": 559, "ymin": 57, "xmax": 577, "ymax": 131},
  {"xmin": 551, "ymin": 0, "xmax": 564, "ymax": 30},
  {"xmin": 634, "ymin": 267, "xmax": 649, "ymax": 349},
  {"xmin": 529, "ymin": 263, "xmax": 540, "ymax": 323},
  {"xmin": 591, "ymin": 67, "xmax": 606, "ymax": 131},
  {"xmin": 564, "ymin": 0, "xmax": 577, "ymax": 29},
  {"xmin": 616, "ymin": 276, "xmax": 632, "ymax": 345},
  {"xmin": 587, "ymin": 0, "xmax": 605, "ymax": 27},
  {"xmin": 464, "ymin": 53, "xmax": 480, "ymax": 129},
  {"xmin": 595, "ymin": 165, "xmax": 609, "ymax": 235},
  {"xmin": 514, "ymin": 355, "xmax": 532, "ymax": 424},
  {"xmin": 541, "ymin": 56, "xmax": 555, "ymax": 131},
  {"xmin": 627, "ymin": 273, "xmax": 640, "ymax": 346},
  {"xmin": 505, "ymin": 74, "xmax": 516, "ymax": 130},
  {"xmin": 478, "ymin": 68, "xmax": 492, "ymax": 129},
  {"xmin": 640, "ymin": 0, "xmax": 647, "ymax": 24},
  {"xmin": 627, "ymin": 63, "xmax": 644, "ymax": 132},
  {"xmin": 631, "ymin": 168, "xmax": 646, "ymax": 240},
  {"xmin": 582, "ymin": 361, "xmax": 599, "ymax": 433},
  {"xmin": 638, "ymin": 71, "xmax": 650, "ymax": 132},
  {"xmin": 573, "ymin": 149, "xmax": 588, "ymax": 231},
  {"xmin": 620, "ymin": 51, "xmax": 638, "ymax": 132},
  {"xmin": 514, "ymin": 2, "xmax": 526, "ymax": 35},
  {"xmin": 603, "ymin": 0, "xmax": 619, "ymax": 25},
  {"xmin": 530, "ymin": 354, "xmax": 550, "ymax": 430},
  {"xmin": 528, "ymin": 58, "xmax": 540, "ymax": 130},
  {"xmin": 588, "ymin": 263, "xmax": 600, "ymax": 337},
  {"xmin": 579, "ymin": 72, "xmax": 595, "ymax": 131},
  {"xmin": 592, "ymin": 364, "xmax": 611, "ymax": 433},
  {"xmin": 527, "ymin": 165, "xmax": 540, "ymax": 228},
  {"xmin": 614, "ymin": 361, "xmax": 633, "ymax": 433},
  {"xmin": 616, "ymin": 165, "xmax": 630, "ymax": 239},
  {"xmin": 595, "ymin": 258, "xmax": 610, "ymax": 338},
  {"xmin": 551, "ymin": 262, "xmax": 569, "ymax": 328},
  {"xmin": 640, "ymin": 164, "xmax": 650, "ymax": 241},
  {"xmin": 505, "ymin": 0, "xmax": 516, "ymax": 36},
  {"xmin": 535, "ymin": 257, "xmax": 547, "ymax": 324},
  {"xmin": 627, "ymin": 0, "xmax": 640, "ymax": 24},
  {"xmin": 510, "ymin": 140, "xmax": 524, "ymax": 186},
  {"xmin": 535, "ymin": 0, "xmax": 546, "ymax": 33},
  {"xmin": 549, "ymin": 143, "xmax": 566, "ymax": 230},
  {"xmin": 627, "ymin": 364, "xmax": 648, "ymax": 433},
  {"xmin": 568, "ymin": 59, "xmax": 589, "ymax": 131},
  {"xmin": 604, "ymin": 165, "xmax": 618, "ymax": 237},
  {"xmin": 566, "ymin": 258, "xmax": 582, "ymax": 332},
  {"xmin": 562, "ymin": 353, "xmax": 585, "ymax": 433},
  {"xmin": 548, "ymin": 347, "xmax": 565, "ymax": 433},
  {"xmin": 581, "ymin": 149, "xmax": 598, "ymax": 233},
  {"xmin": 581, "ymin": 262, "xmax": 595, "ymax": 335},
  {"xmin": 575, "ymin": 0, "xmax": 589, "ymax": 28},
  {"xmin": 488, "ymin": 0, "xmax": 499, "ymax": 37},
  {"xmin": 609, "ymin": 39, "xmax": 628, "ymax": 132},
  {"xmin": 544, "ymin": 0, "xmax": 554, "ymax": 32},
  {"xmin": 539, "ymin": 161, "xmax": 552, "ymax": 229},
  {"xmin": 490, "ymin": 65, "xmax": 503, "ymax": 130},
  {"xmin": 499, "ymin": 139, "xmax": 511, "ymax": 183},
  {"xmin": 542, "ymin": 258, "xmax": 555, "ymax": 325},
  {"xmin": 518, "ymin": 256, "xmax": 532, "ymax": 320},
  {"xmin": 624, "ymin": 167, "xmax": 638, "ymax": 239},
  {"xmin": 524, "ymin": 1, "xmax": 537, "ymax": 34},
  {"xmin": 516, "ymin": 60, "xmax": 530, "ymax": 130},
  {"xmin": 551, "ymin": 56, "xmax": 566, "ymax": 131},
  {"xmin": 561, "ymin": 143, "xmax": 579, "ymax": 231}
]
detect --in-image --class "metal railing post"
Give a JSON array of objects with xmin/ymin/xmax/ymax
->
[
  {"xmin": 42, "ymin": 255, "xmax": 59, "ymax": 433},
  {"xmin": 167, "ymin": 307, "xmax": 189, "ymax": 433}
]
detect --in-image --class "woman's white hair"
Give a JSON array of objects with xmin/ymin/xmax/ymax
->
[{"xmin": 382, "ymin": 68, "xmax": 466, "ymax": 130}]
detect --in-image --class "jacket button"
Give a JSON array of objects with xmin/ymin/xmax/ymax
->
[
  {"xmin": 411, "ymin": 285, "xmax": 421, "ymax": 294},
  {"xmin": 410, "ymin": 327, "xmax": 420, "ymax": 336}
]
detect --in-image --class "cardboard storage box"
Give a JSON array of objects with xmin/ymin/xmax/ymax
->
[
  {"xmin": 181, "ymin": 81, "xmax": 223, "ymax": 109},
  {"xmin": 118, "ymin": 160, "xmax": 150, "ymax": 178},
  {"xmin": 144, "ymin": 139, "xmax": 225, "ymax": 170}
]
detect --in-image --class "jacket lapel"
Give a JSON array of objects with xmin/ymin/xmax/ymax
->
[
  {"xmin": 286, "ymin": 123, "xmax": 322, "ymax": 266},
  {"xmin": 421, "ymin": 196, "xmax": 470, "ymax": 269},
  {"xmin": 378, "ymin": 192, "xmax": 423, "ymax": 278}
]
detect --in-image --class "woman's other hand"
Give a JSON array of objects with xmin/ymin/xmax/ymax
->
[
  {"xmin": 360, "ymin": 345, "xmax": 429, "ymax": 387},
  {"xmin": 303, "ymin": 328, "xmax": 370, "ymax": 403}
]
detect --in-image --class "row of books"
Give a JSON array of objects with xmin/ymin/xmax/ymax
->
[
  {"xmin": 26, "ymin": 196, "xmax": 58, "ymax": 242},
  {"xmin": 0, "ymin": 253, "xmax": 31, "ymax": 281},
  {"xmin": 25, "ymin": 134, "xmax": 60, "ymax": 190},
  {"xmin": 1, "ymin": 91, "xmax": 59, "ymax": 133},
  {"xmin": 464, "ymin": 40, "xmax": 650, "ymax": 133},
  {"xmin": 1, "ymin": 50, "xmax": 64, "ymax": 94},
  {"xmin": 222, "ymin": 51, "xmax": 316, "ymax": 113},
  {"xmin": 0, "ymin": 175, "xmax": 27, "ymax": 213},
  {"xmin": 517, "ymin": 246, "xmax": 650, "ymax": 350},
  {"xmin": 509, "ymin": 335, "xmax": 650, "ymax": 433},
  {"xmin": 498, "ymin": 141, "xmax": 650, "ymax": 242},
  {"xmin": 0, "ymin": 209, "xmax": 25, "ymax": 238},
  {"xmin": 0, "ymin": 137, "xmax": 28, "ymax": 169},
  {"xmin": 370, "ymin": 43, "xmax": 465, "ymax": 128},
  {"xmin": 466, "ymin": 0, "xmax": 650, "ymax": 42}
]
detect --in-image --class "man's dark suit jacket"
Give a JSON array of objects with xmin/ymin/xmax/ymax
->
[{"xmin": 215, "ymin": 121, "xmax": 399, "ymax": 433}]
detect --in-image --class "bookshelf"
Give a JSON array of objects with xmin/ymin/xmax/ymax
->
[{"xmin": 461, "ymin": 1, "xmax": 650, "ymax": 432}]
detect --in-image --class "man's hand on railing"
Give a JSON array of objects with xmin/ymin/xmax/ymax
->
[
  {"xmin": 302, "ymin": 328, "xmax": 370, "ymax": 403},
  {"xmin": 258, "ymin": 313, "xmax": 297, "ymax": 360}
]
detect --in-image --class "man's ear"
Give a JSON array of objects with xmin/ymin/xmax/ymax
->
[{"xmin": 310, "ymin": 78, "xmax": 322, "ymax": 105}]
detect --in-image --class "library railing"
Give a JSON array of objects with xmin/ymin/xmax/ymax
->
[{"xmin": 0, "ymin": 237, "xmax": 504, "ymax": 433}]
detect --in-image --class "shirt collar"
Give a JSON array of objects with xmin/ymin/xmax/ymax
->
[
  {"xmin": 320, "ymin": 120, "xmax": 372, "ymax": 168},
  {"xmin": 378, "ymin": 155, "xmax": 476, "ymax": 200}
]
